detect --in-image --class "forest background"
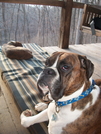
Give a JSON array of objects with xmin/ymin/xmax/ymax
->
[{"xmin": 0, "ymin": 0, "xmax": 101, "ymax": 47}]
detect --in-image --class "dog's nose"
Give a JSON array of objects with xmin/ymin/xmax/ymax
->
[{"xmin": 43, "ymin": 68, "xmax": 55, "ymax": 75}]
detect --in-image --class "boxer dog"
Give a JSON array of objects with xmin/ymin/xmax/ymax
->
[{"xmin": 21, "ymin": 52, "xmax": 101, "ymax": 134}]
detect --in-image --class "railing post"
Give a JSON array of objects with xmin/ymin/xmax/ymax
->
[{"xmin": 59, "ymin": 0, "xmax": 73, "ymax": 49}]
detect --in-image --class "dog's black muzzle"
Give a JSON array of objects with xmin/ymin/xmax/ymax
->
[{"xmin": 37, "ymin": 67, "xmax": 64, "ymax": 101}]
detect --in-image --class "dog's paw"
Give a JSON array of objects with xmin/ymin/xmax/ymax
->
[
  {"xmin": 35, "ymin": 102, "xmax": 48, "ymax": 112},
  {"xmin": 23, "ymin": 109, "xmax": 32, "ymax": 117},
  {"xmin": 20, "ymin": 109, "xmax": 32, "ymax": 127}
]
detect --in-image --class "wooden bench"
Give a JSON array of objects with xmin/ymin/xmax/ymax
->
[{"xmin": 80, "ymin": 4, "xmax": 101, "ymax": 36}]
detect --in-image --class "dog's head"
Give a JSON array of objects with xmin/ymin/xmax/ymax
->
[{"xmin": 37, "ymin": 52, "xmax": 94, "ymax": 101}]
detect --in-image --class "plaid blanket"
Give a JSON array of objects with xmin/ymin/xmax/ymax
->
[{"xmin": 0, "ymin": 43, "xmax": 50, "ymax": 134}]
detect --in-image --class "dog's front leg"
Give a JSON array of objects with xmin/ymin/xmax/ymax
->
[{"xmin": 20, "ymin": 109, "xmax": 48, "ymax": 127}]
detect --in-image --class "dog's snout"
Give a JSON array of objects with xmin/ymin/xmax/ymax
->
[{"xmin": 43, "ymin": 68, "xmax": 55, "ymax": 75}]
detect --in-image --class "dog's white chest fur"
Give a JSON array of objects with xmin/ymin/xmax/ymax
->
[
  {"xmin": 47, "ymin": 84, "xmax": 100, "ymax": 134},
  {"xmin": 47, "ymin": 102, "xmax": 82, "ymax": 134}
]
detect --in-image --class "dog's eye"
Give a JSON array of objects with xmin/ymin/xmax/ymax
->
[{"xmin": 61, "ymin": 65, "xmax": 70, "ymax": 71}]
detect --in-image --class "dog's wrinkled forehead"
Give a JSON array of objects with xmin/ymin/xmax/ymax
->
[{"xmin": 45, "ymin": 52, "xmax": 80, "ymax": 67}]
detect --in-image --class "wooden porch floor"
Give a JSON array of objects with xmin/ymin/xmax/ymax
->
[
  {"xmin": 0, "ymin": 43, "xmax": 101, "ymax": 134},
  {"xmin": 0, "ymin": 77, "xmax": 30, "ymax": 134}
]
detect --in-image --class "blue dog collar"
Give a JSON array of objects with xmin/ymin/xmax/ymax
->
[{"xmin": 56, "ymin": 80, "xmax": 96, "ymax": 107}]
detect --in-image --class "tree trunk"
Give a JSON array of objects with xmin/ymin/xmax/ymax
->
[
  {"xmin": 15, "ymin": 4, "xmax": 20, "ymax": 41},
  {"xmin": 75, "ymin": 0, "xmax": 88, "ymax": 45},
  {"xmin": 9, "ymin": 4, "xmax": 16, "ymax": 41},
  {"xmin": 2, "ymin": 3, "xmax": 8, "ymax": 43}
]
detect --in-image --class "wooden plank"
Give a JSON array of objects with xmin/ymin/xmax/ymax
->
[
  {"xmin": 82, "ymin": 44, "xmax": 101, "ymax": 57},
  {"xmin": 81, "ymin": 26, "xmax": 101, "ymax": 37},
  {"xmin": 0, "ymin": 0, "xmax": 65, "ymax": 7},
  {"xmin": 70, "ymin": 44, "xmax": 101, "ymax": 59},
  {"xmin": 0, "ymin": 93, "xmax": 19, "ymax": 134},
  {"xmin": 43, "ymin": 46, "xmax": 69, "ymax": 55},
  {"xmin": 90, "ymin": 43, "xmax": 101, "ymax": 49},
  {"xmin": 86, "ymin": 5, "xmax": 101, "ymax": 14},
  {"xmin": 0, "ymin": 76, "xmax": 30, "ymax": 134},
  {"xmin": 73, "ymin": 2, "xmax": 84, "ymax": 9},
  {"xmin": 59, "ymin": 0, "xmax": 73, "ymax": 49},
  {"xmin": 80, "ymin": 4, "xmax": 87, "ymax": 29}
]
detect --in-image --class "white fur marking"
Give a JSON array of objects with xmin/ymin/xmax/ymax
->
[
  {"xmin": 49, "ymin": 56, "xmax": 60, "ymax": 93},
  {"xmin": 91, "ymin": 85, "xmax": 100, "ymax": 105},
  {"xmin": 48, "ymin": 101, "xmax": 82, "ymax": 134},
  {"xmin": 21, "ymin": 109, "xmax": 48, "ymax": 127},
  {"xmin": 51, "ymin": 56, "xmax": 59, "ymax": 68},
  {"xmin": 35, "ymin": 102, "xmax": 48, "ymax": 111}
]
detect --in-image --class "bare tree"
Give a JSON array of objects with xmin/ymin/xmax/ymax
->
[
  {"xmin": 15, "ymin": 4, "xmax": 20, "ymax": 41},
  {"xmin": 8, "ymin": 4, "xmax": 16, "ymax": 41},
  {"xmin": 2, "ymin": 3, "xmax": 8, "ymax": 43}
]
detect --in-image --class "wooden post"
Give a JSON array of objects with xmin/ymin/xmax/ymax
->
[{"xmin": 59, "ymin": 0, "xmax": 73, "ymax": 49}]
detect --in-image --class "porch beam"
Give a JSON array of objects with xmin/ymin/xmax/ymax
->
[
  {"xmin": 0, "ymin": 0, "xmax": 65, "ymax": 7},
  {"xmin": 73, "ymin": 2, "xmax": 84, "ymax": 9}
]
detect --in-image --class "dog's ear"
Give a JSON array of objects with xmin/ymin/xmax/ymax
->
[
  {"xmin": 78, "ymin": 55, "xmax": 94, "ymax": 80},
  {"xmin": 52, "ymin": 51, "xmax": 59, "ymax": 55},
  {"xmin": 45, "ymin": 51, "xmax": 64, "ymax": 66},
  {"xmin": 45, "ymin": 57, "xmax": 50, "ymax": 66},
  {"xmin": 44, "ymin": 52, "xmax": 59, "ymax": 66}
]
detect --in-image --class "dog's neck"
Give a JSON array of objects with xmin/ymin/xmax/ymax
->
[
  {"xmin": 58, "ymin": 84, "xmax": 85, "ymax": 102},
  {"xmin": 57, "ymin": 77, "xmax": 92, "ymax": 102}
]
